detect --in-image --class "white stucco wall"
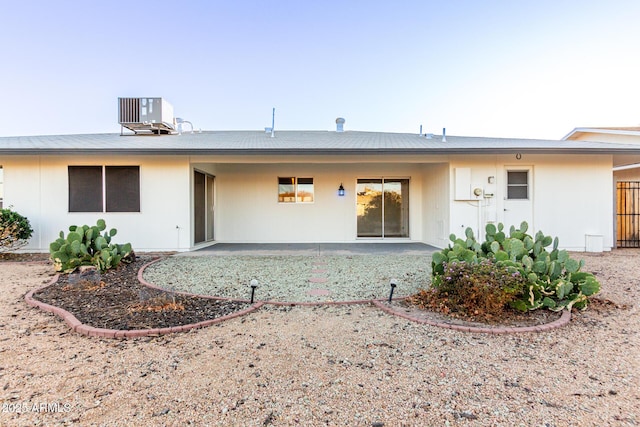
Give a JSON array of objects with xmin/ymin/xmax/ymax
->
[
  {"xmin": 206, "ymin": 162, "xmax": 426, "ymax": 243},
  {"xmin": 2, "ymin": 152, "xmax": 615, "ymax": 252},
  {"xmin": 421, "ymin": 163, "xmax": 449, "ymax": 248},
  {"xmin": 448, "ymin": 154, "xmax": 613, "ymax": 251},
  {"xmin": 614, "ymin": 168, "xmax": 640, "ymax": 181},
  {"xmin": 3, "ymin": 155, "xmax": 192, "ymax": 252},
  {"xmin": 532, "ymin": 155, "xmax": 612, "ymax": 250}
]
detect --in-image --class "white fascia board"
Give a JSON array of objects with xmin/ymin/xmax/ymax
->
[{"xmin": 613, "ymin": 163, "xmax": 640, "ymax": 172}]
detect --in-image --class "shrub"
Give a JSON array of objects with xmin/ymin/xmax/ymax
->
[
  {"xmin": 0, "ymin": 207, "xmax": 34, "ymax": 252},
  {"xmin": 49, "ymin": 219, "xmax": 135, "ymax": 273},
  {"xmin": 427, "ymin": 258, "xmax": 528, "ymax": 319},
  {"xmin": 430, "ymin": 222, "xmax": 600, "ymax": 312}
]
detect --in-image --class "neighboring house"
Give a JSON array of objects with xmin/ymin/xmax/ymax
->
[
  {"xmin": 563, "ymin": 127, "xmax": 640, "ymax": 145},
  {"xmin": 564, "ymin": 127, "xmax": 640, "ymax": 247},
  {"xmin": 1, "ymin": 100, "xmax": 639, "ymax": 253}
]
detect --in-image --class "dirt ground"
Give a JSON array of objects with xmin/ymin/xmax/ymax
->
[{"xmin": 0, "ymin": 250, "xmax": 638, "ymax": 426}]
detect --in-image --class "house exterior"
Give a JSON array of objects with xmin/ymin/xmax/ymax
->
[
  {"xmin": 564, "ymin": 127, "xmax": 640, "ymax": 247},
  {"xmin": 563, "ymin": 127, "xmax": 640, "ymax": 145},
  {"xmin": 2, "ymin": 125, "xmax": 640, "ymax": 253}
]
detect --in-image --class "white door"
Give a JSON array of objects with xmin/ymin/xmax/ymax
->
[{"xmin": 503, "ymin": 167, "xmax": 533, "ymax": 232}]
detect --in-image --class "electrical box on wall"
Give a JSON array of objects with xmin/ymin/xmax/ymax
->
[{"xmin": 454, "ymin": 168, "xmax": 472, "ymax": 200}]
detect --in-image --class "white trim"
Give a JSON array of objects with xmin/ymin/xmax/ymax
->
[{"xmin": 613, "ymin": 163, "xmax": 640, "ymax": 172}]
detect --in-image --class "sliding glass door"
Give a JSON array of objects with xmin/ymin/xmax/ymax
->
[
  {"xmin": 194, "ymin": 170, "xmax": 215, "ymax": 244},
  {"xmin": 357, "ymin": 178, "xmax": 409, "ymax": 238}
]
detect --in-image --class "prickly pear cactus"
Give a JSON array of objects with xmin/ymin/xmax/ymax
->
[
  {"xmin": 49, "ymin": 219, "xmax": 134, "ymax": 273},
  {"xmin": 431, "ymin": 221, "xmax": 600, "ymax": 312}
]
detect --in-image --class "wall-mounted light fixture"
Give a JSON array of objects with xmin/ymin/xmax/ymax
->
[
  {"xmin": 488, "ymin": 176, "xmax": 495, "ymax": 184},
  {"xmin": 338, "ymin": 183, "xmax": 345, "ymax": 196}
]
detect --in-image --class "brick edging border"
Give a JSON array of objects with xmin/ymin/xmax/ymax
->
[
  {"xmin": 140, "ymin": 257, "xmax": 573, "ymax": 333},
  {"xmin": 25, "ymin": 257, "xmax": 572, "ymax": 338},
  {"xmin": 24, "ymin": 273, "xmax": 264, "ymax": 339},
  {"xmin": 371, "ymin": 300, "xmax": 572, "ymax": 334}
]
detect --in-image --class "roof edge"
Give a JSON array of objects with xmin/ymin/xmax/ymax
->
[
  {"xmin": 563, "ymin": 127, "xmax": 640, "ymax": 140},
  {"xmin": 2, "ymin": 146, "xmax": 638, "ymax": 156}
]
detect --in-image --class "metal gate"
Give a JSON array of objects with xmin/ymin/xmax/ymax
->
[{"xmin": 617, "ymin": 181, "xmax": 640, "ymax": 247}]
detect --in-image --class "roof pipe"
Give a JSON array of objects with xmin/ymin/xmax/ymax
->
[{"xmin": 271, "ymin": 108, "xmax": 275, "ymax": 138}]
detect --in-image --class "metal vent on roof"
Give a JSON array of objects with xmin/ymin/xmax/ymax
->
[
  {"xmin": 118, "ymin": 97, "xmax": 176, "ymax": 135},
  {"xmin": 336, "ymin": 117, "xmax": 345, "ymax": 132}
]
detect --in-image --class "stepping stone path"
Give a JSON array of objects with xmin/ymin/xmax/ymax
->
[{"xmin": 307, "ymin": 260, "xmax": 331, "ymax": 296}]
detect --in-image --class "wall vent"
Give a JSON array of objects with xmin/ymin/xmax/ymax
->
[{"xmin": 118, "ymin": 97, "xmax": 175, "ymax": 135}]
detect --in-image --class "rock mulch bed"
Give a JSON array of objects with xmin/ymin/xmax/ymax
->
[{"xmin": 30, "ymin": 257, "xmax": 253, "ymax": 331}]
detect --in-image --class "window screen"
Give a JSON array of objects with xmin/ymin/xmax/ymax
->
[
  {"xmin": 68, "ymin": 166, "xmax": 140, "ymax": 212},
  {"xmin": 69, "ymin": 166, "xmax": 103, "ymax": 212},
  {"xmin": 106, "ymin": 166, "xmax": 140, "ymax": 212},
  {"xmin": 507, "ymin": 171, "xmax": 529, "ymax": 199}
]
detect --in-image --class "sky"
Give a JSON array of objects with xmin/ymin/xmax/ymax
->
[{"xmin": 0, "ymin": 0, "xmax": 639, "ymax": 140}]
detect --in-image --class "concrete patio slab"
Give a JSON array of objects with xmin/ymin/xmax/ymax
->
[{"xmin": 180, "ymin": 242, "xmax": 438, "ymax": 256}]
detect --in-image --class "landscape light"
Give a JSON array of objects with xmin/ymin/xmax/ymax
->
[
  {"xmin": 250, "ymin": 279, "xmax": 259, "ymax": 304},
  {"xmin": 388, "ymin": 279, "xmax": 397, "ymax": 302}
]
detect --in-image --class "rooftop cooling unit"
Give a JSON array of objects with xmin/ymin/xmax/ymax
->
[{"xmin": 118, "ymin": 97, "xmax": 175, "ymax": 135}]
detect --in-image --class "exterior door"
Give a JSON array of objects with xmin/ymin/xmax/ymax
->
[
  {"xmin": 357, "ymin": 179, "xmax": 383, "ymax": 237},
  {"xmin": 194, "ymin": 170, "xmax": 215, "ymax": 244},
  {"xmin": 206, "ymin": 175, "xmax": 215, "ymax": 241},
  {"xmin": 503, "ymin": 167, "xmax": 533, "ymax": 232},
  {"xmin": 357, "ymin": 178, "xmax": 409, "ymax": 238}
]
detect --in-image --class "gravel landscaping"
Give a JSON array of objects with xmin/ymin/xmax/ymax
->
[
  {"xmin": 142, "ymin": 255, "xmax": 432, "ymax": 302},
  {"xmin": 1, "ymin": 250, "xmax": 638, "ymax": 426}
]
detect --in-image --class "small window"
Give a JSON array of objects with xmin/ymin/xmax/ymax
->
[
  {"xmin": 507, "ymin": 171, "xmax": 528, "ymax": 199},
  {"xmin": 69, "ymin": 166, "xmax": 103, "ymax": 212},
  {"xmin": 297, "ymin": 178, "xmax": 314, "ymax": 202},
  {"xmin": 278, "ymin": 177, "xmax": 296, "ymax": 202},
  {"xmin": 69, "ymin": 166, "xmax": 140, "ymax": 212},
  {"xmin": 106, "ymin": 166, "xmax": 140, "ymax": 212},
  {"xmin": 278, "ymin": 177, "xmax": 314, "ymax": 203}
]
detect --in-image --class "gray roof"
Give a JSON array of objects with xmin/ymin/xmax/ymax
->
[{"xmin": 1, "ymin": 130, "xmax": 640, "ymax": 155}]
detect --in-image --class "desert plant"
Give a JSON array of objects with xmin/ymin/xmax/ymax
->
[
  {"xmin": 0, "ymin": 207, "xmax": 34, "ymax": 252},
  {"xmin": 427, "ymin": 258, "xmax": 528, "ymax": 319},
  {"xmin": 128, "ymin": 293, "xmax": 185, "ymax": 313},
  {"xmin": 49, "ymin": 219, "xmax": 135, "ymax": 273},
  {"xmin": 431, "ymin": 222, "xmax": 600, "ymax": 312}
]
